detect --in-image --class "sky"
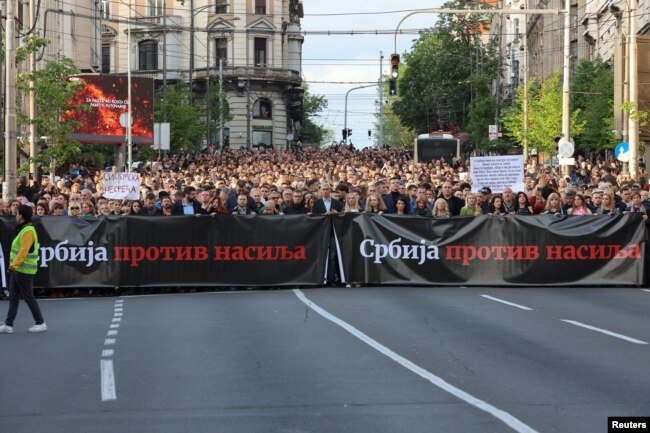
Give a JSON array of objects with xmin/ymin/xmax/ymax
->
[{"xmin": 301, "ymin": 0, "xmax": 447, "ymax": 148}]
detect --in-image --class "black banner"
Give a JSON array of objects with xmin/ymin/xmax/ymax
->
[
  {"xmin": 0, "ymin": 216, "xmax": 330, "ymax": 288},
  {"xmin": 1, "ymin": 214, "xmax": 646, "ymax": 288},
  {"xmin": 333, "ymin": 214, "xmax": 647, "ymax": 286}
]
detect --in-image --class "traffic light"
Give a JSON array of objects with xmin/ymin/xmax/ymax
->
[
  {"xmin": 347, "ymin": 128, "xmax": 352, "ymax": 137},
  {"xmin": 390, "ymin": 54, "xmax": 400, "ymax": 79},
  {"xmin": 342, "ymin": 128, "xmax": 348, "ymax": 140},
  {"xmin": 389, "ymin": 79, "xmax": 397, "ymax": 96},
  {"xmin": 368, "ymin": 130, "xmax": 372, "ymax": 138}
]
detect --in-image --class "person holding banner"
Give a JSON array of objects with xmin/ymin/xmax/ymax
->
[{"xmin": 0, "ymin": 205, "xmax": 47, "ymax": 334}]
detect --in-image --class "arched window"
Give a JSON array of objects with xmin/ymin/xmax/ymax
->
[
  {"xmin": 253, "ymin": 99, "xmax": 272, "ymax": 119},
  {"xmin": 138, "ymin": 40, "xmax": 158, "ymax": 70}
]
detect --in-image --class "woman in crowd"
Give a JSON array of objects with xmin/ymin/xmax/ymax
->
[
  {"xmin": 625, "ymin": 191, "xmax": 648, "ymax": 217},
  {"xmin": 432, "ymin": 198, "xmax": 451, "ymax": 218},
  {"xmin": 542, "ymin": 192, "xmax": 565, "ymax": 216},
  {"xmin": 460, "ymin": 192, "xmax": 481, "ymax": 216},
  {"xmin": 304, "ymin": 193, "xmax": 316, "ymax": 215},
  {"xmin": 97, "ymin": 203, "xmax": 112, "ymax": 217},
  {"xmin": 344, "ymin": 193, "xmax": 362, "ymax": 213},
  {"xmin": 130, "ymin": 200, "xmax": 142, "ymax": 215},
  {"xmin": 488, "ymin": 195, "xmax": 508, "ymax": 216},
  {"xmin": 567, "ymin": 193, "xmax": 592, "ymax": 215},
  {"xmin": 411, "ymin": 194, "xmax": 432, "ymax": 217},
  {"xmin": 364, "ymin": 193, "xmax": 386, "ymax": 215},
  {"xmin": 595, "ymin": 192, "xmax": 620, "ymax": 215},
  {"xmin": 208, "ymin": 195, "xmax": 228, "ymax": 216},
  {"xmin": 68, "ymin": 203, "xmax": 82, "ymax": 218},
  {"xmin": 395, "ymin": 197, "xmax": 408, "ymax": 215},
  {"xmin": 7, "ymin": 199, "xmax": 20, "ymax": 216},
  {"xmin": 81, "ymin": 200, "xmax": 96, "ymax": 217},
  {"xmin": 35, "ymin": 202, "xmax": 49, "ymax": 217},
  {"xmin": 513, "ymin": 191, "xmax": 534, "ymax": 215}
]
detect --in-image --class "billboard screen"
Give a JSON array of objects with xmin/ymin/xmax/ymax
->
[{"xmin": 65, "ymin": 75, "xmax": 154, "ymax": 145}]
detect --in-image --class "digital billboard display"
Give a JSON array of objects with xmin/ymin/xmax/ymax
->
[{"xmin": 65, "ymin": 75, "xmax": 154, "ymax": 145}]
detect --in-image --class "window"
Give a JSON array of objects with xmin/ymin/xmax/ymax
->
[
  {"xmin": 255, "ymin": 0, "xmax": 266, "ymax": 15},
  {"xmin": 253, "ymin": 130, "xmax": 272, "ymax": 148},
  {"xmin": 102, "ymin": 44, "xmax": 111, "ymax": 73},
  {"xmin": 216, "ymin": 38, "xmax": 228, "ymax": 62},
  {"xmin": 215, "ymin": 0, "xmax": 228, "ymax": 14},
  {"xmin": 139, "ymin": 40, "xmax": 158, "ymax": 70},
  {"xmin": 254, "ymin": 38, "xmax": 266, "ymax": 66},
  {"xmin": 100, "ymin": 1, "xmax": 111, "ymax": 19},
  {"xmin": 253, "ymin": 99, "xmax": 272, "ymax": 119},
  {"xmin": 146, "ymin": 0, "xmax": 163, "ymax": 17}
]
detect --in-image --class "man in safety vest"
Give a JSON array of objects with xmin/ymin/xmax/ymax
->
[{"xmin": 0, "ymin": 205, "xmax": 47, "ymax": 334}]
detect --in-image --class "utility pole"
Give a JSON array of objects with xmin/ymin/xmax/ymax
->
[
  {"xmin": 560, "ymin": 0, "xmax": 571, "ymax": 177},
  {"xmin": 163, "ymin": 0, "xmax": 167, "ymax": 123},
  {"xmin": 189, "ymin": 0, "xmax": 195, "ymax": 90},
  {"xmin": 246, "ymin": 77, "xmax": 251, "ymax": 150},
  {"xmin": 3, "ymin": 0, "xmax": 17, "ymax": 200},
  {"xmin": 628, "ymin": 0, "xmax": 638, "ymax": 178},
  {"xmin": 379, "ymin": 51, "xmax": 384, "ymax": 148},
  {"xmin": 29, "ymin": 0, "xmax": 37, "ymax": 180},
  {"xmin": 522, "ymin": 1, "xmax": 529, "ymax": 162},
  {"xmin": 127, "ymin": 0, "xmax": 133, "ymax": 172},
  {"xmin": 219, "ymin": 58, "xmax": 224, "ymax": 150}
]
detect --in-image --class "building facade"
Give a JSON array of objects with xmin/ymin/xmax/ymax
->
[{"xmin": 102, "ymin": 0, "xmax": 304, "ymax": 150}]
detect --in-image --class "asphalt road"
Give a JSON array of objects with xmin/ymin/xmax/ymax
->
[{"xmin": 1, "ymin": 287, "xmax": 648, "ymax": 433}]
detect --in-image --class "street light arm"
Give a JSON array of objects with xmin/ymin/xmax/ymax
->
[
  {"xmin": 344, "ymin": 83, "xmax": 381, "ymax": 141},
  {"xmin": 393, "ymin": 8, "xmax": 562, "ymax": 54}
]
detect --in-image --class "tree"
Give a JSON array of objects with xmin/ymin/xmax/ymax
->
[
  {"xmin": 571, "ymin": 59, "xmax": 614, "ymax": 152},
  {"xmin": 300, "ymin": 84, "xmax": 329, "ymax": 146},
  {"xmin": 154, "ymin": 81, "xmax": 204, "ymax": 152},
  {"xmin": 391, "ymin": 0, "xmax": 496, "ymax": 134},
  {"xmin": 375, "ymin": 79, "xmax": 417, "ymax": 148},
  {"xmin": 502, "ymin": 71, "xmax": 585, "ymax": 154},
  {"xmin": 16, "ymin": 53, "xmax": 88, "ymax": 174},
  {"xmin": 465, "ymin": 74, "xmax": 496, "ymax": 152}
]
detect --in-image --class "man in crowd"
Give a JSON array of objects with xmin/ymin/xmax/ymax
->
[
  {"xmin": 172, "ymin": 186, "xmax": 202, "ymax": 215},
  {"xmin": 281, "ymin": 188, "xmax": 294, "ymax": 213},
  {"xmin": 438, "ymin": 181, "xmax": 465, "ymax": 216},
  {"xmin": 561, "ymin": 189, "xmax": 576, "ymax": 214},
  {"xmin": 501, "ymin": 187, "xmax": 516, "ymax": 213},
  {"xmin": 312, "ymin": 183, "xmax": 344, "ymax": 215},
  {"xmin": 284, "ymin": 190, "xmax": 309, "ymax": 214},
  {"xmin": 139, "ymin": 192, "xmax": 163, "ymax": 216},
  {"xmin": 382, "ymin": 177, "xmax": 410, "ymax": 214},
  {"xmin": 226, "ymin": 180, "xmax": 256, "ymax": 214},
  {"xmin": 232, "ymin": 194, "xmax": 256, "ymax": 215}
]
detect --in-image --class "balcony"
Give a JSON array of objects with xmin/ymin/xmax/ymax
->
[{"xmin": 124, "ymin": 66, "xmax": 301, "ymax": 85}]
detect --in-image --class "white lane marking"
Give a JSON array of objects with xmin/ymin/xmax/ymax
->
[
  {"xmin": 480, "ymin": 295, "xmax": 534, "ymax": 311},
  {"xmin": 102, "ymin": 349, "xmax": 114, "ymax": 357},
  {"xmin": 115, "ymin": 300, "xmax": 124, "ymax": 303},
  {"xmin": 104, "ymin": 338, "xmax": 116, "ymax": 345},
  {"xmin": 109, "ymin": 324, "xmax": 120, "ymax": 329},
  {"xmin": 114, "ymin": 308, "xmax": 123, "ymax": 313},
  {"xmin": 100, "ymin": 360, "xmax": 117, "ymax": 401},
  {"xmin": 107, "ymin": 330, "xmax": 118, "ymax": 336},
  {"xmin": 112, "ymin": 318, "xmax": 121, "ymax": 323},
  {"xmin": 641, "ymin": 289, "xmax": 650, "ymax": 293},
  {"xmin": 114, "ymin": 312, "xmax": 123, "ymax": 317},
  {"xmin": 561, "ymin": 320, "xmax": 648, "ymax": 345},
  {"xmin": 293, "ymin": 289, "xmax": 539, "ymax": 433}
]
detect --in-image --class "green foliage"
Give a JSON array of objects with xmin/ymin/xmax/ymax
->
[
  {"xmin": 465, "ymin": 74, "xmax": 496, "ymax": 151},
  {"xmin": 391, "ymin": 0, "xmax": 498, "ymax": 135},
  {"xmin": 375, "ymin": 81, "xmax": 417, "ymax": 148},
  {"xmin": 154, "ymin": 81, "xmax": 204, "ymax": 152},
  {"xmin": 16, "ymin": 56, "xmax": 87, "ymax": 173},
  {"xmin": 502, "ymin": 71, "xmax": 585, "ymax": 154},
  {"xmin": 15, "ymin": 36, "xmax": 49, "ymax": 63},
  {"xmin": 205, "ymin": 78, "xmax": 231, "ymax": 146},
  {"xmin": 571, "ymin": 59, "xmax": 614, "ymax": 152},
  {"xmin": 300, "ymin": 84, "xmax": 329, "ymax": 147}
]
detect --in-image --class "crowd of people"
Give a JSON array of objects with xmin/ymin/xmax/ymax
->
[{"xmin": 4, "ymin": 145, "xmax": 650, "ymax": 220}]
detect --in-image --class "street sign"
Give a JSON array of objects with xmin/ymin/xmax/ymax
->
[
  {"xmin": 615, "ymin": 141, "xmax": 630, "ymax": 162},
  {"xmin": 558, "ymin": 140, "xmax": 574, "ymax": 158},
  {"xmin": 559, "ymin": 157, "xmax": 575, "ymax": 166}
]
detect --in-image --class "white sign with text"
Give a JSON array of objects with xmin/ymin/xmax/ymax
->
[
  {"xmin": 470, "ymin": 155, "xmax": 525, "ymax": 193},
  {"xmin": 103, "ymin": 172, "xmax": 141, "ymax": 200}
]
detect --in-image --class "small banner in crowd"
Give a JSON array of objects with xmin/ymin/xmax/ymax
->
[
  {"xmin": 333, "ymin": 214, "xmax": 646, "ymax": 286},
  {"xmin": 102, "ymin": 172, "xmax": 142, "ymax": 200},
  {"xmin": 470, "ymin": 155, "xmax": 525, "ymax": 193}
]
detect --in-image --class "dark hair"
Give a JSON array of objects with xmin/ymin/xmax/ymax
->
[{"xmin": 515, "ymin": 191, "xmax": 530, "ymax": 208}]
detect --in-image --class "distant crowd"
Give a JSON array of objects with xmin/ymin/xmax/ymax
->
[{"xmin": 4, "ymin": 145, "xmax": 649, "ymax": 219}]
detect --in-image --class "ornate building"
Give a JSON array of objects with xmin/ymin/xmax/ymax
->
[{"xmin": 102, "ymin": 0, "xmax": 304, "ymax": 150}]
